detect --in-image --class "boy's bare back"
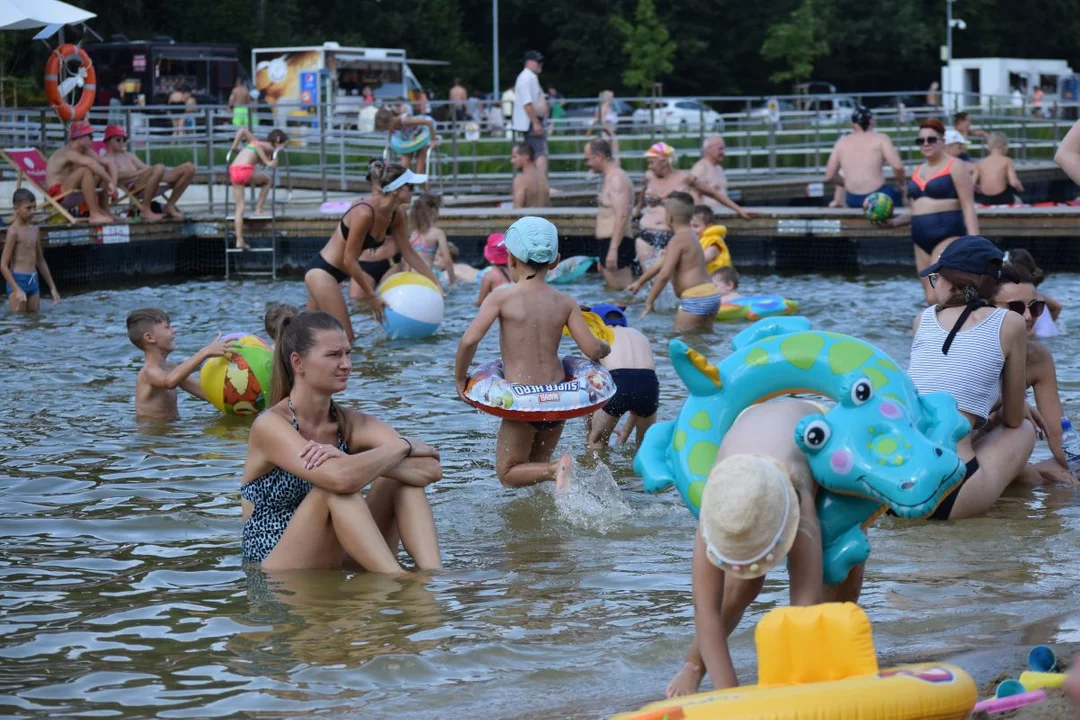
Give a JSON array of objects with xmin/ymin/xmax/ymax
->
[
  {"xmin": 666, "ymin": 228, "xmax": 711, "ymax": 296},
  {"xmin": 492, "ymin": 282, "xmax": 578, "ymax": 385}
]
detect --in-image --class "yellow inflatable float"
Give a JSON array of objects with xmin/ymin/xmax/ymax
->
[{"xmin": 614, "ymin": 603, "xmax": 976, "ymax": 720}]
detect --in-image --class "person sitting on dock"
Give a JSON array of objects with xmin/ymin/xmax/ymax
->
[
  {"xmin": 227, "ymin": 128, "xmax": 287, "ymax": 250},
  {"xmin": 628, "ymin": 192, "xmax": 721, "ymax": 333},
  {"xmin": 823, "ymin": 106, "xmax": 905, "ymax": 209},
  {"xmin": 689, "ymin": 136, "xmax": 731, "ymax": 214},
  {"xmin": 44, "ymin": 120, "xmax": 116, "ymax": 225},
  {"xmin": 973, "ymin": 132, "xmax": 1024, "ymax": 205},
  {"xmin": 101, "ymin": 125, "xmax": 195, "ymax": 221},
  {"xmin": 952, "ymin": 111, "xmax": 988, "ymax": 153},
  {"xmin": 510, "ymin": 142, "xmax": 550, "ymax": 208}
]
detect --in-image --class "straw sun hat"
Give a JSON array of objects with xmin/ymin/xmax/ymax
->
[{"xmin": 699, "ymin": 454, "xmax": 800, "ymax": 580}]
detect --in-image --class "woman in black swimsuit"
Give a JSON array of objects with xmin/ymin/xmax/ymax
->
[
  {"xmin": 240, "ymin": 310, "xmax": 442, "ymax": 572},
  {"xmin": 303, "ymin": 161, "xmax": 441, "ymax": 343}
]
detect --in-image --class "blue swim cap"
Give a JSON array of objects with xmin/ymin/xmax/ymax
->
[
  {"xmin": 591, "ymin": 303, "xmax": 628, "ymax": 327},
  {"xmin": 502, "ymin": 216, "xmax": 558, "ymax": 265}
]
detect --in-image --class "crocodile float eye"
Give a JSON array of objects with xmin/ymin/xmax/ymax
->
[
  {"xmin": 850, "ymin": 378, "xmax": 873, "ymax": 406},
  {"xmin": 803, "ymin": 420, "xmax": 831, "ymax": 449}
]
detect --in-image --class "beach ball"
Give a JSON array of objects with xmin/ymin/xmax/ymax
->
[
  {"xmin": 863, "ymin": 192, "xmax": 894, "ymax": 222},
  {"xmin": 199, "ymin": 334, "xmax": 273, "ymax": 415},
  {"xmin": 377, "ymin": 271, "xmax": 444, "ymax": 339}
]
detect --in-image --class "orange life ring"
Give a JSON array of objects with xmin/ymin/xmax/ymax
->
[{"xmin": 44, "ymin": 44, "xmax": 96, "ymax": 123}]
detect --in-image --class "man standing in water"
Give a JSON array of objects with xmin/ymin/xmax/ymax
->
[
  {"xmin": 511, "ymin": 143, "xmax": 550, "ymax": 208},
  {"xmin": 512, "ymin": 50, "xmax": 548, "ymax": 176},
  {"xmin": 823, "ymin": 106, "xmax": 905, "ymax": 208},
  {"xmin": 690, "ymin": 136, "xmax": 730, "ymax": 213},
  {"xmin": 586, "ymin": 138, "xmax": 635, "ymax": 289}
]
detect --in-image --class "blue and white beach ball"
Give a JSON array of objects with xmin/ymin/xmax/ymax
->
[{"xmin": 377, "ymin": 271, "xmax": 444, "ymax": 339}]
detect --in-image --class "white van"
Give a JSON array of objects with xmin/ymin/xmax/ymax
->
[{"xmin": 251, "ymin": 43, "xmax": 427, "ymax": 127}]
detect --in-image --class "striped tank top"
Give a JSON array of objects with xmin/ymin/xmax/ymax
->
[{"xmin": 908, "ymin": 305, "xmax": 1007, "ymax": 421}]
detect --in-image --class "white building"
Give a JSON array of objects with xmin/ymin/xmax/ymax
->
[{"xmin": 941, "ymin": 57, "xmax": 1075, "ymax": 110}]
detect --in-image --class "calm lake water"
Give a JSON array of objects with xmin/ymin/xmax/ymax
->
[{"xmin": 1, "ymin": 270, "xmax": 1078, "ymax": 718}]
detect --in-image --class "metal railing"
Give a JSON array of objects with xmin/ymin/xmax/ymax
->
[{"xmin": 1, "ymin": 90, "xmax": 1075, "ymax": 210}]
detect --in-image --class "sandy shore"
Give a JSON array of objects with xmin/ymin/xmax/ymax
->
[{"xmin": 940, "ymin": 644, "xmax": 1076, "ymax": 719}]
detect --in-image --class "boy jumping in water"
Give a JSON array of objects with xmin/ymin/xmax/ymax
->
[
  {"xmin": 1, "ymin": 189, "xmax": 60, "ymax": 313},
  {"xmin": 455, "ymin": 217, "xmax": 610, "ymax": 490},
  {"xmin": 127, "ymin": 308, "xmax": 237, "ymax": 420},
  {"xmin": 628, "ymin": 192, "xmax": 720, "ymax": 333}
]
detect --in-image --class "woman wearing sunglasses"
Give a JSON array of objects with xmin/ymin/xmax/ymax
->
[
  {"xmin": 902, "ymin": 119, "xmax": 980, "ymax": 304},
  {"xmin": 994, "ymin": 262, "xmax": 1075, "ymax": 483},
  {"xmin": 909, "ymin": 236, "xmax": 1040, "ymax": 520}
]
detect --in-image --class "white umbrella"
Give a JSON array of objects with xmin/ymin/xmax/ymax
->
[{"xmin": 0, "ymin": 0, "xmax": 95, "ymax": 31}]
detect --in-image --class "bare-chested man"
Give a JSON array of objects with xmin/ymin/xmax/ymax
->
[
  {"xmin": 635, "ymin": 142, "xmax": 752, "ymax": 267},
  {"xmin": 449, "ymin": 78, "xmax": 468, "ymax": 123},
  {"xmin": 823, "ymin": 106, "xmax": 905, "ymax": 209},
  {"xmin": 44, "ymin": 121, "xmax": 115, "ymax": 225},
  {"xmin": 511, "ymin": 143, "xmax": 550, "ymax": 208},
  {"xmin": 585, "ymin": 138, "xmax": 635, "ymax": 289},
  {"xmin": 690, "ymin": 136, "xmax": 730, "ymax": 213},
  {"xmin": 628, "ymin": 192, "xmax": 720, "ymax": 333},
  {"xmin": 101, "ymin": 124, "xmax": 195, "ymax": 220},
  {"xmin": 227, "ymin": 78, "xmax": 251, "ymax": 127}
]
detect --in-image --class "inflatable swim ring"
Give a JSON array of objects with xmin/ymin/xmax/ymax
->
[
  {"xmin": 633, "ymin": 316, "xmax": 969, "ymax": 585},
  {"xmin": 199, "ymin": 334, "xmax": 273, "ymax": 416},
  {"xmin": 377, "ymin": 271, "xmax": 444, "ymax": 340},
  {"xmin": 699, "ymin": 225, "xmax": 731, "ymax": 274},
  {"xmin": 547, "ymin": 255, "xmax": 596, "ymax": 284},
  {"xmin": 390, "ymin": 117, "xmax": 435, "ymax": 155},
  {"xmin": 615, "ymin": 603, "xmax": 977, "ymax": 720},
  {"xmin": 716, "ymin": 295, "xmax": 798, "ymax": 322},
  {"xmin": 463, "ymin": 356, "xmax": 616, "ymax": 422}
]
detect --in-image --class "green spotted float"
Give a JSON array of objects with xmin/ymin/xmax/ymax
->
[{"xmin": 633, "ymin": 316, "xmax": 971, "ymax": 585}]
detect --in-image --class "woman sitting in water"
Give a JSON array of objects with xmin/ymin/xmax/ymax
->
[
  {"xmin": 240, "ymin": 310, "xmax": 442, "ymax": 573},
  {"xmin": 1005, "ymin": 248, "xmax": 1064, "ymax": 336},
  {"xmin": 907, "ymin": 235, "xmax": 1040, "ymax": 520},
  {"xmin": 303, "ymin": 160, "xmax": 441, "ymax": 343},
  {"xmin": 409, "ymin": 193, "xmax": 455, "ymax": 285},
  {"xmin": 893, "ymin": 119, "xmax": 979, "ymax": 304},
  {"xmin": 993, "ymin": 261, "xmax": 1075, "ymax": 483}
]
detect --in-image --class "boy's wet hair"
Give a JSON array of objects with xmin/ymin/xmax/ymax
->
[
  {"xmin": 126, "ymin": 307, "xmax": 169, "ymax": 349},
  {"xmin": 714, "ymin": 266, "xmax": 739, "ymax": 289},
  {"xmin": 692, "ymin": 204, "xmax": 715, "ymax": 225},
  {"xmin": 263, "ymin": 302, "xmax": 298, "ymax": 340},
  {"xmin": 12, "ymin": 188, "xmax": 35, "ymax": 207},
  {"xmin": 267, "ymin": 129, "xmax": 288, "ymax": 146},
  {"xmin": 986, "ymin": 131, "xmax": 1008, "ymax": 151},
  {"xmin": 664, "ymin": 191, "xmax": 695, "ymax": 224},
  {"xmin": 514, "ymin": 142, "xmax": 535, "ymax": 161}
]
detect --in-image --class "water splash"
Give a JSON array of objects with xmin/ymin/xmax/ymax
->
[{"xmin": 554, "ymin": 462, "xmax": 632, "ymax": 534}]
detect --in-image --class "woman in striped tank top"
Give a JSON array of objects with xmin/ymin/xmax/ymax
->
[{"xmin": 908, "ymin": 235, "xmax": 1041, "ymax": 520}]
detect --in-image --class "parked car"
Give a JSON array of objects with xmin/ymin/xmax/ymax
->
[
  {"xmin": 632, "ymin": 98, "xmax": 725, "ymax": 132},
  {"xmin": 749, "ymin": 98, "xmax": 798, "ymax": 119},
  {"xmin": 558, "ymin": 98, "xmax": 635, "ymax": 130}
]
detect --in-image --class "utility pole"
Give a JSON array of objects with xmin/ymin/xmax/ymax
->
[{"xmin": 492, "ymin": 0, "xmax": 499, "ymax": 102}]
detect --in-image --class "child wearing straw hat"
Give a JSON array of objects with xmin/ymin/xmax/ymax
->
[{"xmin": 665, "ymin": 399, "xmax": 865, "ymax": 698}]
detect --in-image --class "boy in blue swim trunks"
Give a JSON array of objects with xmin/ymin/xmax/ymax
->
[
  {"xmin": 583, "ymin": 303, "xmax": 660, "ymax": 449},
  {"xmin": 455, "ymin": 217, "xmax": 610, "ymax": 490},
  {"xmin": 1, "ymin": 189, "xmax": 60, "ymax": 313}
]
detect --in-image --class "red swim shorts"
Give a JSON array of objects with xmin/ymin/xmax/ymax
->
[
  {"xmin": 229, "ymin": 164, "xmax": 255, "ymax": 186},
  {"xmin": 47, "ymin": 183, "xmax": 62, "ymax": 198}
]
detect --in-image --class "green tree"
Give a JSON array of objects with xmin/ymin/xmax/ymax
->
[
  {"xmin": 610, "ymin": 0, "xmax": 676, "ymax": 94},
  {"xmin": 760, "ymin": 0, "xmax": 829, "ymax": 86}
]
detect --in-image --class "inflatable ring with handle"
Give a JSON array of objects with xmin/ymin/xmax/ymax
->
[{"xmin": 45, "ymin": 44, "xmax": 97, "ymax": 123}]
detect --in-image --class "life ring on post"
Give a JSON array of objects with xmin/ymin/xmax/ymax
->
[{"xmin": 45, "ymin": 44, "xmax": 97, "ymax": 123}]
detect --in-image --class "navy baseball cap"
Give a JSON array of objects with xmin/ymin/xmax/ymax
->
[
  {"xmin": 920, "ymin": 235, "xmax": 1003, "ymax": 278},
  {"xmin": 525, "ymin": 50, "xmax": 545, "ymax": 62},
  {"xmin": 591, "ymin": 303, "xmax": 628, "ymax": 327}
]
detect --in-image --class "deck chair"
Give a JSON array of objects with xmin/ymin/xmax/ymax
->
[
  {"xmin": 90, "ymin": 140, "xmax": 162, "ymax": 218},
  {"xmin": 0, "ymin": 147, "xmax": 82, "ymax": 222}
]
